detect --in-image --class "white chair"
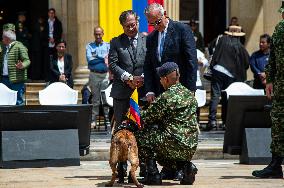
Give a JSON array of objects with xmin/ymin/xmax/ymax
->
[
  {"xmin": 0, "ymin": 83, "xmax": 17, "ymax": 105},
  {"xmin": 39, "ymin": 82, "xmax": 78, "ymax": 105},
  {"xmin": 195, "ymin": 89, "xmax": 206, "ymax": 107},
  {"xmin": 100, "ymin": 84, "xmax": 113, "ymax": 107},
  {"xmin": 224, "ymin": 82, "xmax": 265, "ymax": 99}
]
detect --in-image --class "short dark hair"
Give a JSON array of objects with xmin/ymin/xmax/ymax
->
[
  {"xmin": 56, "ymin": 39, "xmax": 66, "ymax": 47},
  {"xmin": 119, "ymin": 10, "xmax": 138, "ymax": 25},
  {"xmin": 260, "ymin": 34, "xmax": 271, "ymax": 44},
  {"xmin": 48, "ymin": 8, "xmax": 56, "ymax": 13}
]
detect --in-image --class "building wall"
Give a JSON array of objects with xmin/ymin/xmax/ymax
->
[
  {"xmin": 230, "ymin": 0, "xmax": 281, "ymax": 53},
  {"xmin": 230, "ymin": 0, "xmax": 281, "ymax": 80}
]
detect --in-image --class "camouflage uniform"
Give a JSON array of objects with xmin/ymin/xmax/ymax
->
[
  {"xmin": 265, "ymin": 19, "xmax": 284, "ymax": 157},
  {"xmin": 136, "ymin": 83, "xmax": 198, "ymax": 169}
]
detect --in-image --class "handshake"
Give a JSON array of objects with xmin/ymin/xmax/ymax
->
[{"xmin": 127, "ymin": 75, "xmax": 144, "ymax": 89}]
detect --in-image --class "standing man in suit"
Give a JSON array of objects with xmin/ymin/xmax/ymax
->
[
  {"xmin": 144, "ymin": 3, "xmax": 197, "ymax": 103},
  {"xmin": 109, "ymin": 10, "xmax": 146, "ymax": 183},
  {"xmin": 47, "ymin": 8, "xmax": 63, "ymax": 81},
  {"xmin": 109, "ymin": 10, "xmax": 146, "ymax": 127}
]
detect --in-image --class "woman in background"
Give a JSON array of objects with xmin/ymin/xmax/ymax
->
[{"xmin": 50, "ymin": 39, "xmax": 73, "ymax": 88}]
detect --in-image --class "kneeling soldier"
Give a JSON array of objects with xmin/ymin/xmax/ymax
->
[{"xmin": 136, "ymin": 62, "xmax": 199, "ymax": 185}]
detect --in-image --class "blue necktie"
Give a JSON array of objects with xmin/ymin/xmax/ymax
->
[{"xmin": 159, "ymin": 31, "xmax": 165, "ymax": 59}]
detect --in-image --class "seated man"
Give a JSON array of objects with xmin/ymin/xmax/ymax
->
[{"xmin": 136, "ymin": 62, "xmax": 199, "ymax": 185}]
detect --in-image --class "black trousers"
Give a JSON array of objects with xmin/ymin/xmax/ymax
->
[{"xmin": 208, "ymin": 70, "xmax": 236, "ymax": 122}]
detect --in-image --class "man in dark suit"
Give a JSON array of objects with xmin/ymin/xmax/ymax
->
[
  {"xmin": 144, "ymin": 3, "xmax": 197, "ymax": 103},
  {"xmin": 108, "ymin": 10, "xmax": 146, "ymax": 183},
  {"xmin": 109, "ymin": 10, "xmax": 146, "ymax": 127}
]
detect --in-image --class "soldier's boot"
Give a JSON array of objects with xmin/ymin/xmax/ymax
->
[
  {"xmin": 139, "ymin": 162, "xmax": 147, "ymax": 177},
  {"xmin": 252, "ymin": 154, "xmax": 283, "ymax": 178},
  {"xmin": 117, "ymin": 161, "xmax": 127, "ymax": 183},
  {"xmin": 140, "ymin": 159, "xmax": 162, "ymax": 185},
  {"xmin": 173, "ymin": 169, "xmax": 184, "ymax": 181},
  {"xmin": 180, "ymin": 162, "xmax": 198, "ymax": 185},
  {"xmin": 160, "ymin": 167, "xmax": 175, "ymax": 180}
]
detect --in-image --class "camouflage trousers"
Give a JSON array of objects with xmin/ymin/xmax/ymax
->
[
  {"xmin": 135, "ymin": 126, "xmax": 198, "ymax": 169},
  {"xmin": 270, "ymin": 99, "xmax": 284, "ymax": 157}
]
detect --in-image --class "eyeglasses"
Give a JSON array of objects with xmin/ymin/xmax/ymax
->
[{"xmin": 148, "ymin": 17, "xmax": 163, "ymax": 26}]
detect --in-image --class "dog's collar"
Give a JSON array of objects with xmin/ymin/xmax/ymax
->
[{"xmin": 113, "ymin": 123, "xmax": 137, "ymax": 135}]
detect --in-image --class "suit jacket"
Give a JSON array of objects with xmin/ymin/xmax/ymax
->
[
  {"xmin": 109, "ymin": 33, "xmax": 146, "ymax": 99},
  {"xmin": 47, "ymin": 17, "xmax": 63, "ymax": 45},
  {"xmin": 144, "ymin": 19, "xmax": 197, "ymax": 95},
  {"xmin": 50, "ymin": 53, "xmax": 73, "ymax": 88}
]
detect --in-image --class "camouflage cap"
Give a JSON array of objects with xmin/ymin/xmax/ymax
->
[
  {"xmin": 156, "ymin": 62, "xmax": 179, "ymax": 77},
  {"xmin": 279, "ymin": 1, "xmax": 284, "ymax": 13},
  {"xmin": 3, "ymin": 23, "xmax": 16, "ymax": 32}
]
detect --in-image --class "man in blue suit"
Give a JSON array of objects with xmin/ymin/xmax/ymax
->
[
  {"xmin": 144, "ymin": 3, "xmax": 197, "ymax": 103},
  {"xmin": 143, "ymin": 2, "xmax": 198, "ymax": 181}
]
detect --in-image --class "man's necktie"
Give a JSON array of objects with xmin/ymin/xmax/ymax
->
[
  {"xmin": 159, "ymin": 31, "xmax": 165, "ymax": 59},
  {"xmin": 130, "ymin": 38, "xmax": 137, "ymax": 59}
]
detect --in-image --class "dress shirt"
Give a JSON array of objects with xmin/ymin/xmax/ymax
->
[
  {"xmin": 86, "ymin": 41, "xmax": 109, "ymax": 72},
  {"xmin": 2, "ymin": 46, "xmax": 9, "ymax": 76},
  {"xmin": 250, "ymin": 50, "xmax": 270, "ymax": 77},
  {"xmin": 48, "ymin": 18, "xmax": 55, "ymax": 47},
  {"xmin": 57, "ymin": 58, "xmax": 64, "ymax": 74}
]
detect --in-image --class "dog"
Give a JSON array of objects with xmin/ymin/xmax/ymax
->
[{"xmin": 105, "ymin": 128, "xmax": 143, "ymax": 188}]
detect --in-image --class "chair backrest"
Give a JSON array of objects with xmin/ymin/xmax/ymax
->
[
  {"xmin": 39, "ymin": 82, "xmax": 78, "ymax": 105},
  {"xmin": 224, "ymin": 82, "xmax": 265, "ymax": 99},
  {"xmin": 195, "ymin": 89, "xmax": 206, "ymax": 107},
  {"xmin": 0, "ymin": 83, "xmax": 17, "ymax": 105},
  {"xmin": 101, "ymin": 84, "xmax": 113, "ymax": 107}
]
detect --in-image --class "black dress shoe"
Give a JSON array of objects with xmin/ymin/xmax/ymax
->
[{"xmin": 202, "ymin": 121, "xmax": 217, "ymax": 131}]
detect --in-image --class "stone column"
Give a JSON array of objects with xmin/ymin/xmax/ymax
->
[
  {"xmin": 164, "ymin": 0, "xmax": 180, "ymax": 21},
  {"xmin": 48, "ymin": 0, "xmax": 68, "ymax": 41},
  {"xmin": 263, "ymin": 0, "xmax": 282, "ymax": 34},
  {"xmin": 73, "ymin": 0, "xmax": 99, "ymax": 84},
  {"xmin": 50, "ymin": 0, "xmax": 99, "ymax": 84},
  {"xmin": 230, "ymin": 0, "xmax": 263, "ymax": 54}
]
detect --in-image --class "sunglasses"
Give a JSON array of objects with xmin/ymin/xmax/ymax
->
[{"xmin": 148, "ymin": 17, "xmax": 163, "ymax": 26}]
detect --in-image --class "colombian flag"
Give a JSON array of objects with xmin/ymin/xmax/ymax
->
[
  {"xmin": 127, "ymin": 88, "xmax": 142, "ymax": 129},
  {"xmin": 99, "ymin": 0, "xmax": 164, "ymax": 42}
]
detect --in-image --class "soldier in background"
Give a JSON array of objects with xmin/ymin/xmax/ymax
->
[
  {"xmin": 136, "ymin": 62, "xmax": 199, "ymax": 185},
  {"xmin": 252, "ymin": 2, "xmax": 284, "ymax": 179}
]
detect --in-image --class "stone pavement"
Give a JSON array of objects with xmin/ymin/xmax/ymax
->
[{"xmin": 0, "ymin": 160, "xmax": 283, "ymax": 188}]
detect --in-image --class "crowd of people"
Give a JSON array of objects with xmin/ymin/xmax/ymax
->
[{"xmin": 0, "ymin": 1, "xmax": 283, "ymax": 186}]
